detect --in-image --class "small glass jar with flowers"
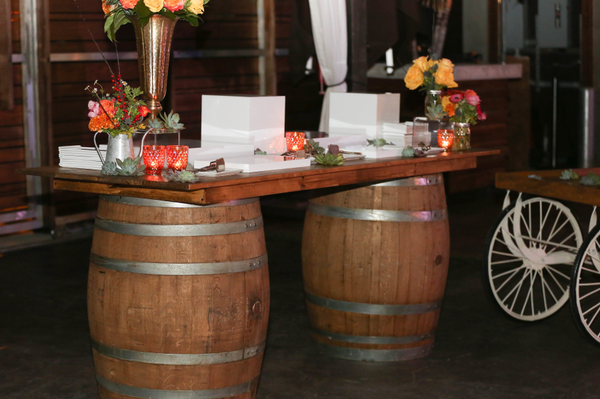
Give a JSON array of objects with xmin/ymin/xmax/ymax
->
[
  {"xmin": 441, "ymin": 89, "xmax": 487, "ymax": 150},
  {"xmin": 404, "ymin": 56, "xmax": 459, "ymax": 121}
]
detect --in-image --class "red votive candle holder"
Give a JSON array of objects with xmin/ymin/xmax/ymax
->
[
  {"xmin": 166, "ymin": 145, "xmax": 189, "ymax": 171},
  {"xmin": 143, "ymin": 145, "xmax": 165, "ymax": 175},
  {"xmin": 437, "ymin": 129, "xmax": 454, "ymax": 152},
  {"xmin": 286, "ymin": 132, "xmax": 305, "ymax": 152}
]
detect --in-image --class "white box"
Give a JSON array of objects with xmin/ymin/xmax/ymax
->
[
  {"xmin": 383, "ymin": 122, "xmax": 413, "ymax": 135},
  {"xmin": 201, "ymin": 138, "xmax": 285, "ymax": 155},
  {"xmin": 329, "ymin": 93, "xmax": 400, "ymax": 139},
  {"xmin": 201, "ymin": 95, "xmax": 286, "ymax": 154}
]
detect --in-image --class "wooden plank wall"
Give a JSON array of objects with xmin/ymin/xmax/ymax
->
[
  {"xmin": 44, "ymin": 0, "xmax": 277, "ymax": 217},
  {"xmin": 0, "ymin": 0, "xmax": 27, "ymax": 212}
]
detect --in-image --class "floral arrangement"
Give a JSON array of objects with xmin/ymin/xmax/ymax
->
[
  {"xmin": 102, "ymin": 0, "xmax": 210, "ymax": 41},
  {"xmin": 404, "ymin": 56, "xmax": 458, "ymax": 91},
  {"xmin": 441, "ymin": 89, "xmax": 486, "ymax": 125},
  {"xmin": 86, "ymin": 74, "xmax": 150, "ymax": 137}
]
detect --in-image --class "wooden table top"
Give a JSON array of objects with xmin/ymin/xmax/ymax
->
[
  {"xmin": 496, "ymin": 168, "xmax": 600, "ymax": 207},
  {"xmin": 23, "ymin": 148, "xmax": 499, "ymax": 205}
]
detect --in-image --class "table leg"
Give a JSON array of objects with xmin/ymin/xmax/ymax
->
[{"xmin": 88, "ymin": 195, "xmax": 269, "ymax": 398}]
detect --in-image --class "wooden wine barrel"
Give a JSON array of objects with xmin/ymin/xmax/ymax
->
[
  {"xmin": 88, "ymin": 195, "xmax": 269, "ymax": 399},
  {"xmin": 302, "ymin": 174, "xmax": 449, "ymax": 362}
]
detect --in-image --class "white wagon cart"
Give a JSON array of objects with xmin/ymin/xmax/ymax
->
[{"xmin": 484, "ymin": 169, "xmax": 600, "ymax": 345}]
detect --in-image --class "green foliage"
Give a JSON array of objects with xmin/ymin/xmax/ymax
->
[
  {"xmin": 115, "ymin": 157, "xmax": 145, "ymax": 176},
  {"xmin": 162, "ymin": 169, "xmax": 200, "ymax": 183},
  {"xmin": 148, "ymin": 118, "xmax": 164, "ymax": 130},
  {"xmin": 581, "ymin": 172, "xmax": 600, "ymax": 186},
  {"xmin": 254, "ymin": 149, "xmax": 267, "ymax": 155},
  {"xmin": 314, "ymin": 152, "xmax": 344, "ymax": 166},
  {"xmin": 560, "ymin": 169, "xmax": 579, "ymax": 180},
  {"xmin": 304, "ymin": 139, "xmax": 325, "ymax": 156},
  {"xmin": 367, "ymin": 139, "xmax": 393, "ymax": 147},
  {"xmin": 402, "ymin": 146, "xmax": 416, "ymax": 157}
]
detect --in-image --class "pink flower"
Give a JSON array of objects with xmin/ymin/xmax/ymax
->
[
  {"xmin": 120, "ymin": 0, "xmax": 138, "ymax": 9},
  {"xmin": 464, "ymin": 89, "xmax": 481, "ymax": 106},
  {"xmin": 164, "ymin": 0, "xmax": 185, "ymax": 12},
  {"xmin": 88, "ymin": 101, "xmax": 100, "ymax": 118},
  {"xmin": 449, "ymin": 92, "xmax": 463, "ymax": 104},
  {"xmin": 477, "ymin": 104, "xmax": 487, "ymax": 121}
]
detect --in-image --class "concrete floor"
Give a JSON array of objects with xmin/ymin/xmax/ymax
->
[{"xmin": 1, "ymin": 188, "xmax": 599, "ymax": 398}]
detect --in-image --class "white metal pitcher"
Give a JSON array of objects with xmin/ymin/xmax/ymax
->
[{"xmin": 93, "ymin": 129, "xmax": 153, "ymax": 165}]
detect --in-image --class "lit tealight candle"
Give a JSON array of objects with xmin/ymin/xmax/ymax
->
[
  {"xmin": 143, "ymin": 145, "xmax": 165, "ymax": 175},
  {"xmin": 286, "ymin": 132, "xmax": 305, "ymax": 152},
  {"xmin": 166, "ymin": 145, "xmax": 189, "ymax": 171},
  {"xmin": 437, "ymin": 129, "xmax": 454, "ymax": 152}
]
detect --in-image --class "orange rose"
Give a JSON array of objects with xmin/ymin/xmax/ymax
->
[
  {"xmin": 102, "ymin": 0, "xmax": 116, "ymax": 14},
  {"xmin": 434, "ymin": 66, "xmax": 458, "ymax": 88},
  {"xmin": 404, "ymin": 64, "xmax": 424, "ymax": 90},
  {"xmin": 164, "ymin": 0, "xmax": 185, "ymax": 11},
  {"xmin": 120, "ymin": 0, "xmax": 138, "ymax": 9},
  {"xmin": 99, "ymin": 99, "xmax": 116, "ymax": 117},
  {"xmin": 188, "ymin": 0, "xmax": 205, "ymax": 14}
]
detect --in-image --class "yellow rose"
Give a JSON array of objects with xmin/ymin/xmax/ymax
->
[
  {"xmin": 188, "ymin": 0, "xmax": 205, "ymax": 14},
  {"xmin": 144, "ymin": 0, "xmax": 164, "ymax": 12},
  {"xmin": 434, "ymin": 66, "xmax": 458, "ymax": 88},
  {"xmin": 413, "ymin": 56, "xmax": 430, "ymax": 72},
  {"xmin": 404, "ymin": 64, "xmax": 424, "ymax": 90},
  {"xmin": 438, "ymin": 58, "xmax": 454, "ymax": 69}
]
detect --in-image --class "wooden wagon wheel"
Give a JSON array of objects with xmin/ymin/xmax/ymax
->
[
  {"xmin": 570, "ymin": 215, "xmax": 600, "ymax": 345},
  {"xmin": 483, "ymin": 194, "xmax": 583, "ymax": 321}
]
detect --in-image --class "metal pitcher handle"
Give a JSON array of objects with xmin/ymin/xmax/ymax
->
[
  {"xmin": 137, "ymin": 128, "xmax": 156, "ymax": 159},
  {"xmin": 93, "ymin": 131, "xmax": 106, "ymax": 164}
]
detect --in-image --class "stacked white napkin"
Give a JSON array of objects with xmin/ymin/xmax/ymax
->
[
  {"xmin": 382, "ymin": 122, "xmax": 413, "ymax": 148},
  {"xmin": 58, "ymin": 145, "xmax": 105, "ymax": 170}
]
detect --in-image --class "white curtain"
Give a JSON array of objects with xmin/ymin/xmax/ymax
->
[{"xmin": 308, "ymin": 0, "xmax": 348, "ymax": 133}]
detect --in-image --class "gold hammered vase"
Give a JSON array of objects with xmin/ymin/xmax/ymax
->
[{"xmin": 132, "ymin": 15, "xmax": 178, "ymax": 120}]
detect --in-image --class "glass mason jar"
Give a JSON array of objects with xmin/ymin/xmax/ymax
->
[
  {"xmin": 452, "ymin": 122, "xmax": 471, "ymax": 150},
  {"xmin": 424, "ymin": 90, "xmax": 443, "ymax": 121}
]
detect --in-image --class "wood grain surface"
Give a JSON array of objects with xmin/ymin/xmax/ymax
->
[
  {"xmin": 302, "ymin": 175, "xmax": 450, "ymax": 358},
  {"xmin": 496, "ymin": 168, "xmax": 600, "ymax": 207},
  {"xmin": 88, "ymin": 197, "xmax": 269, "ymax": 398},
  {"xmin": 24, "ymin": 149, "xmax": 500, "ymax": 204}
]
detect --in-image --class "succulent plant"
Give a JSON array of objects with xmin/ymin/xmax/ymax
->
[
  {"xmin": 367, "ymin": 138, "xmax": 394, "ymax": 147},
  {"xmin": 402, "ymin": 146, "xmax": 416, "ymax": 157},
  {"xmin": 304, "ymin": 139, "xmax": 325, "ymax": 156},
  {"xmin": 160, "ymin": 110, "xmax": 185, "ymax": 131},
  {"xmin": 147, "ymin": 118, "xmax": 165, "ymax": 130},
  {"xmin": 581, "ymin": 173, "xmax": 600, "ymax": 186},
  {"xmin": 254, "ymin": 148, "xmax": 267, "ymax": 155},
  {"xmin": 314, "ymin": 152, "xmax": 344, "ymax": 166},
  {"xmin": 115, "ymin": 156, "xmax": 145, "ymax": 176},
  {"xmin": 101, "ymin": 161, "xmax": 118, "ymax": 175},
  {"xmin": 162, "ymin": 169, "xmax": 200, "ymax": 183},
  {"xmin": 560, "ymin": 169, "xmax": 579, "ymax": 180}
]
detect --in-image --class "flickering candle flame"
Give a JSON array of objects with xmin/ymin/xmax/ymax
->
[
  {"xmin": 286, "ymin": 132, "xmax": 305, "ymax": 152},
  {"xmin": 166, "ymin": 145, "xmax": 189, "ymax": 171},
  {"xmin": 143, "ymin": 145, "xmax": 165, "ymax": 175}
]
